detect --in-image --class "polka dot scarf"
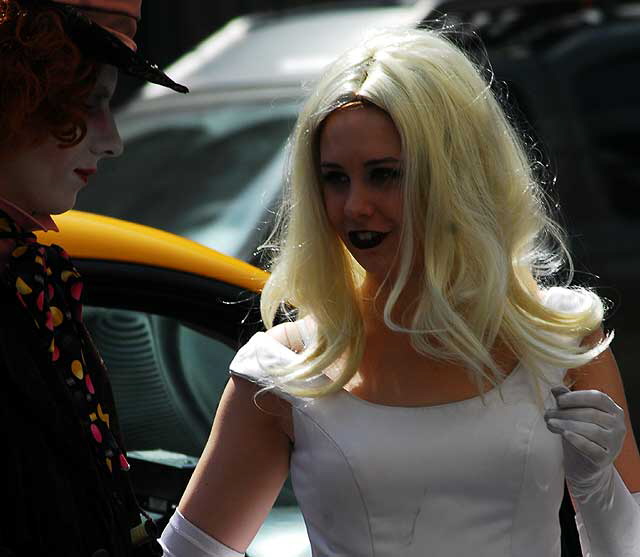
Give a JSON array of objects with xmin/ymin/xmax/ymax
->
[{"xmin": 0, "ymin": 209, "xmax": 129, "ymax": 476}]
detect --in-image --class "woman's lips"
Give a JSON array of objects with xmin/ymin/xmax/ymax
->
[{"xmin": 348, "ymin": 230, "xmax": 389, "ymax": 250}]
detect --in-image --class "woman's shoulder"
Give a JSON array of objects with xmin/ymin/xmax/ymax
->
[
  {"xmin": 264, "ymin": 317, "xmax": 315, "ymax": 353},
  {"xmin": 229, "ymin": 317, "xmax": 319, "ymax": 403},
  {"xmin": 228, "ymin": 319, "xmax": 315, "ymax": 400}
]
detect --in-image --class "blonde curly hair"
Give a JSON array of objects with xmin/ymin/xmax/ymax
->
[{"xmin": 258, "ymin": 26, "xmax": 611, "ymax": 409}]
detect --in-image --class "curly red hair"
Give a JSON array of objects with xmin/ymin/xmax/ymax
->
[{"xmin": 0, "ymin": 0, "xmax": 100, "ymax": 153}]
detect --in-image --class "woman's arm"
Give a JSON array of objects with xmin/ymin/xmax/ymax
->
[
  {"xmin": 551, "ymin": 328, "xmax": 640, "ymax": 556},
  {"xmin": 567, "ymin": 328, "xmax": 640, "ymax": 492},
  {"xmin": 170, "ymin": 374, "xmax": 292, "ymax": 554}
]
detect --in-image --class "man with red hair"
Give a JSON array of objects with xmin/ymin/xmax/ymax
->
[{"xmin": 0, "ymin": 1, "xmax": 186, "ymax": 555}]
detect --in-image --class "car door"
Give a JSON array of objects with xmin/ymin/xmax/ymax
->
[{"xmin": 38, "ymin": 213, "xmax": 311, "ymax": 556}]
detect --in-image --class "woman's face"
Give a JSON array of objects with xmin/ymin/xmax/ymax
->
[
  {"xmin": 319, "ymin": 103, "xmax": 404, "ymax": 285},
  {"xmin": 0, "ymin": 64, "xmax": 123, "ymax": 216}
]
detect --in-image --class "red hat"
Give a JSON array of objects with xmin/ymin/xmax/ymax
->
[
  {"xmin": 53, "ymin": 0, "xmax": 141, "ymax": 51},
  {"xmin": 22, "ymin": 0, "xmax": 188, "ymax": 93}
]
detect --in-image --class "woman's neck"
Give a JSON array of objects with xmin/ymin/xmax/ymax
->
[{"xmin": 359, "ymin": 274, "xmax": 421, "ymax": 334}]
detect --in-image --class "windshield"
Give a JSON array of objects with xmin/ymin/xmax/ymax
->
[{"xmin": 76, "ymin": 101, "xmax": 299, "ymax": 258}]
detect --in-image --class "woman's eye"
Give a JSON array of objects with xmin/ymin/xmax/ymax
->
[
  {"xmin": 370, "ymin": 167, "xmax": 402, "ymax": 184},
  {"xmin": 320, "ymin": 171, "xmax": 349, "ymax": 187}
]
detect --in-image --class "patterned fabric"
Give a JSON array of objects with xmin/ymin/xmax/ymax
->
[{"xmin": 0, "ymin": 209, "xmax": 129, "ymax": 477}]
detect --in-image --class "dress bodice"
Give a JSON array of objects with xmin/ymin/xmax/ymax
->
[{"xmin": 229, "ymin": 287, "xmax": 590, "ymax": 556}]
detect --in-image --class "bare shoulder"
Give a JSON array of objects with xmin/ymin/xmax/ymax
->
[
  {"xmin": 565, "ymin": 327, "xmax": 608, "ymax": 385},
  {"xmin": 565, "ymin": 327, "xmax": 625, "ymax": 397},
  {"xmin": 232, "ymin": 373, "xmax": 292, "ymax": 425},
  {"xmin": 265, "ymin": 317, "xmax": 313, "ymax": 353}
]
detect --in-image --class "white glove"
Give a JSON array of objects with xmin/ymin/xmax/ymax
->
[
  {"xmin": 545, "ymin": 385, "xmax": 626, "ymax": 504},
  {"xmin": 159, "ymin": 509, "xmax": 245, "ymax": 557},
  {"xmin": 545, "ymin": 385, "xmax": 640, "ymax": 556}
]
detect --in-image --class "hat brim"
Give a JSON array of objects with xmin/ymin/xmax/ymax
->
[{"xmin": 44, "ymin": 0, "xmax": 189, "ymax": 94}]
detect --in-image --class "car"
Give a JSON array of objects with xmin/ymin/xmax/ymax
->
[
  {"xmin": 37, "ymin": 210, "xmax": 311, "ymax": 556},
  {"xmin": 76, "ymin": 0, "xmax": 640, "ymax": 440}
]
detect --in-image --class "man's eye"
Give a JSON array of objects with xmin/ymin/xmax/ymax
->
[
  {"xmin": 370, "ymin": 167, "xmax": 402, "ymax": 184},
  {"xmin": 320, "ymin": 171, "xmax": 349, "ymax": 186},
  {"xmin": 84, "ymin": 97, "xmax": 110, "ymax": 112}
]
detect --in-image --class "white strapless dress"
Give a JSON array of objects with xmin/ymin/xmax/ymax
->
[{"xmin": 229, "ymin": 288, "xmax": 586, "ymax": 557}]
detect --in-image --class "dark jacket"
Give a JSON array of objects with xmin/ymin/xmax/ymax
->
[{"xmin": 0, "ymin": 286, "xmax": 158, "ymax": 557}]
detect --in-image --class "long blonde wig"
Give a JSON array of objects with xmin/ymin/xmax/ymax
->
[{"xmin": 258, "ymin": 26, "xmax": 612, "ymax": 408}]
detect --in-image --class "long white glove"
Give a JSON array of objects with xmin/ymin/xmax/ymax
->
[
  {"xmin": 159, "ymin": 509, "xmax": 245, "ymax": 557},
  {"xmin": 545, "ymin": 385, "xmax": 640, "ymax": 556}
]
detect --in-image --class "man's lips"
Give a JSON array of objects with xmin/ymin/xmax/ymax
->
[{"xmin": 74, "ymin": 168, "xmax": 96, "ymax": 184}]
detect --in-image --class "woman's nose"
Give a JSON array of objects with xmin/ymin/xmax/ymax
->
[{"xmin": 344, "ymin": 182, "xmax": 375, "ymax": 218}]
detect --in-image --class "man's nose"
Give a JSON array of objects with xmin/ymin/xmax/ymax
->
[{"xmin": 91, "ymin": 111, "xmax": 124, "ymax": 159}]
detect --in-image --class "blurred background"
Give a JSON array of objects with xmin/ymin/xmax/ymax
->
[{"xmin": 113, "ymin": 0, "xmax": 364, "ymax": 105}]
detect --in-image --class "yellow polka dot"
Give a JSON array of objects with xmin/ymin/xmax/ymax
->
[
  {"xmin": 89, "ymin": 412, "xmax": 97, "ymax": 422},
  {"xmin": 46, "ymin": 267, "xmax": 52, "ymax": 276},
  {"xmin": 16, "ymin": 277, "xmax": 32, "ymax": 295},
  {"xmin": 48, "ymin": 339, "xmax": 55, "ymax": 353},
  {"xmin": 12, "ymin": 246, "xmax": 28, "ymax": 257},
  {"xmin": 97, "ymin": 403, "xmax": 110, "ymax": 428},
  {"xmin": 50, "ymin": 307, "xmax": 64, "ymax": 327},
  {"xmin": 61, "ymin": 270, "xmax": 76, "ymax": 282},
  {"xmin": 35, "ymin": 256, "xmax": 44, "ymax": 267},
  {"xmin": 71, "ymin": 360, "xmax": 84, "ymax": 380},
  {"xmin": 106, "ymin": 458, "xmax": 112, "ymax": 473}
]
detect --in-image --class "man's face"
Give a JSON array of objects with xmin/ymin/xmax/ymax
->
[{"xmin": 0, "ymin": 64, "xmax": 123, "ymax": 216}]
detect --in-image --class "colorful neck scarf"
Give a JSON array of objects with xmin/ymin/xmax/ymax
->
[{"xmin": 0, "ymin": 209, "xmax": 129, "ymax": 476}]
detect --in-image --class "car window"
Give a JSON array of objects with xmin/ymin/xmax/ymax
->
[
  {"xmin": 84, "ymin": 305, "xmax": 297, "ymax": 514},
  {"xmin": 77, "ymin": 103, "xmax": 299, "ymax": 257},
  {"xmin": 84, "ymin": 306, "xmax": 234, "ymax": 457},
  {"xmin": 76, "ymin": 255, "xmax": 307, "ymax": 553}
]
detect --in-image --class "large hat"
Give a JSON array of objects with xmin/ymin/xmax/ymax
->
[{"xmin": 22, "ymin": 0, "xmax": 188, "ymax": 93}]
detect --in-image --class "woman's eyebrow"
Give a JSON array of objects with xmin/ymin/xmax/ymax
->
[
  {"xmin": 320, "ymin": 158, "xmax": 400, "ymax": 168},
  {"xmin": 364, "ymin": 157, "xmax": 401, "ymax": 167}
]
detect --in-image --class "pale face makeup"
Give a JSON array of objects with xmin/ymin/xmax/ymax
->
[
  {"xmin": 319, "ymin": 103, "xmax": 404, "ymax": 289},
  {"xmin": 0, "ymin": 64, "xmax": 123, "ymax": 216}
]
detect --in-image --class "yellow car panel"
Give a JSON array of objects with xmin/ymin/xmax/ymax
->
[{"xmin": 35, "ymin": 210, "xmax": 268, "ymax": 293}]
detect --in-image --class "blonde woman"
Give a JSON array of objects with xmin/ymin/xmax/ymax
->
[{"xmin": 160, "ymin": 27, "xmax": 640, "ymax": 557}]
